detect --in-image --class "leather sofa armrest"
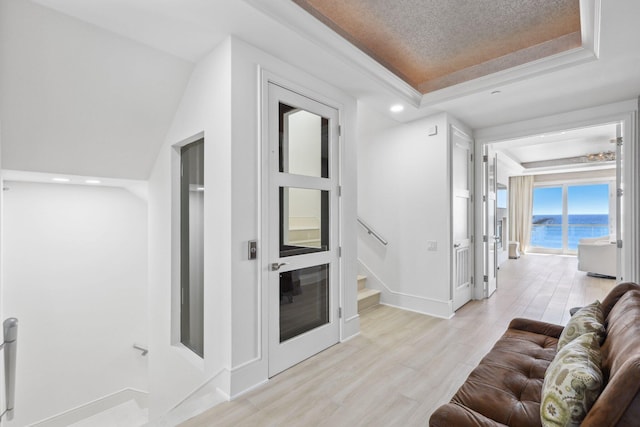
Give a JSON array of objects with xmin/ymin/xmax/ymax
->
[
  {"xmin": 507, "ymin": 318, "xmax": 564, "ymax": 339},
  {"xmin": 430, "ymin": 403, "xmax": 508, "ymax": 427}
]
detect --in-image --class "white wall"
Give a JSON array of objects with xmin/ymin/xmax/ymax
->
[
  {"xmin": 147, "ymin": 39, "xmax": 233, "ymax": 418},
  {"xmin": 357, "ymin": 103, "xmax": 454, "ymax": 318},
  {"xmin": 147, "ymin": 36, "xmax": 358, "ymax": 417},
  {"xmin": 0, "ymin": 0, "xmax": 192, "ymax": 180},
  {"xmin": 2, "ymin": 181, "xmax": 148, "ymax": 426}
]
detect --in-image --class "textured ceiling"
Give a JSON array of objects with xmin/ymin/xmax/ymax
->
[{"xmin": 293, "ymin": 0, "xmax": 582, "ymax": 93}]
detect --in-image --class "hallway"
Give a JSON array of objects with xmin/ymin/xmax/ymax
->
[{"xmin": 182, "ymin": 254, "xmax": 616, "ymax": 426}]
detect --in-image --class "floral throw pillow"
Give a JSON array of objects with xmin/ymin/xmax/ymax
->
[
  {"xmin": 540, "ymin": 332, "xmax": 604, "ymax": 427},
  {"xmin": 557, "ymin": 300, "xmax": 605, "ymax": 350}
]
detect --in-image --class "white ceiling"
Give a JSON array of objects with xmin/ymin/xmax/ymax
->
[
  {"xmin": 2, "ymin": 0, "xmax": 639, "ymax": 179},
  {"xmin": 493, "ymin": 122, "xmax": 618, "ymax": 173}
]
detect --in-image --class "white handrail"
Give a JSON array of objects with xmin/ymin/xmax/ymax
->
[
  {"xmin": 357, "ymin": 217, "xmax": 388, "ymax": 246},
  {"xmin": 1, "ymin": 318, "xmax": 18, "ymax": 421}
]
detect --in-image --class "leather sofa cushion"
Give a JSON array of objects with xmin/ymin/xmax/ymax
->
[{"xmin": 430, "ymin": 323, "xmax": 558, "ymax": 427}]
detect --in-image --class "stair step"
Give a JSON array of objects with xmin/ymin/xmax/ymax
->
[
  {"xmin": 357, "ymin": 275, "xmax": 367, "ymax": 291},
  {"xmin": 357, "ymin": 287, "xmax": 381, "ymax": 312}
]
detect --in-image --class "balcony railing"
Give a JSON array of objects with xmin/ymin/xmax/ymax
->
[{"xmin": 531, "ymin": 224, "xmax": 609, "ymax": 250}]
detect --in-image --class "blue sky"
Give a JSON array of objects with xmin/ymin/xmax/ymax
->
[{"xmin": 532, "ymin": 184, "xmax": 609, "ymax": 215}]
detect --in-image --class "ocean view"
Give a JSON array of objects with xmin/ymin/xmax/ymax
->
[{"xmin": 531, "ymin": 214, "xmax": 609, "ymax": 250}]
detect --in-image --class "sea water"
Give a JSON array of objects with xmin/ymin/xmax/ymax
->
[{"xmin": 531, "ymin": 214, "xmax": 609, "ymax": 250}]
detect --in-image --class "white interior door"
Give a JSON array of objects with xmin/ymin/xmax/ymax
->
[
  {"xmin": 267, "ymin": 83, "xmax": 340, "ymax": 377},
  {"xmin": 452, "ymin": 128, "xmax": 473, "ymax": 311},
  {"xmin": 484, "ymin": 147, "xmax": 498, "ymax": 297}
]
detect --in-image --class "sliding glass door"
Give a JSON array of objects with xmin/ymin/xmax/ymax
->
[{"xmin": 531, "ymin": 182, "xmax": 612, "ymax": 254}]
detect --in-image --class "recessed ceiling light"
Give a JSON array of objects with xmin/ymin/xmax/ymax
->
[
  {"xmin": 52, "ymin": 177, "xmax": 70, "ymax": 183},
  {"xmin": 85, "ymin": 179, "xmax": 101, "ymax": 184},
  {"xmin": 390, "ymin": 104, "xmax": 404, "ymax": 113}
]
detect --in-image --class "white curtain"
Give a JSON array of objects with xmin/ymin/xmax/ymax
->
[{"xmin": 509, "ymin": 175, "xmax": 534, "ymax": 252}]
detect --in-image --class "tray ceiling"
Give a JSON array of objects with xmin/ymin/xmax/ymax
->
[{"xmin": 293, "ymin": 0, "xmax": 582, "ymax": 94}]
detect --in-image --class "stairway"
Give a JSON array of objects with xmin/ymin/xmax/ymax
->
[{"xmin": 357, "ymin": 275, "xmax": 381, "ymax": 312}]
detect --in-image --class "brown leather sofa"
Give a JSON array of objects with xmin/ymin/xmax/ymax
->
[{"xmin": 430, "ymin": 282, "xmax": 640, "ymax": 426}]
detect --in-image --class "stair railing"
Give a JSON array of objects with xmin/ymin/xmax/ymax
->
[
  {"xmin": 357, "ymin": 217, "xmax": 388, "ymax": 246},
  {"xmin": 1, "ymin": 318, "xmax": 18, "ymax": 421}
]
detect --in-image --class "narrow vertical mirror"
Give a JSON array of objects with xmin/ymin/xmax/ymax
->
[{"xmin": 180, "ymin": 139, "xmax": 204, "ymax": 357}]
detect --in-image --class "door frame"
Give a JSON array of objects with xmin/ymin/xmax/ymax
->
[
  {"xmin": 474, "ymin": 100, "xmax": 639, "ymax": 296},
  {"xmin": 260, "ymin": 70, "xmax": 348, "ymax": 378},
  {"xmin": 450, "ymin": 125, "xmax": 474, "ymax": 310},
  {"xmin": 483, "ymin": 147, "xmax": 498, "ymax": 297}
]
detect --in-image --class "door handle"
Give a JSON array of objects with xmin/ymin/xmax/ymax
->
[
  {"xmin": 453, "ymin": 243, "xmax": 461, "ymax": 248},
  {"xmin": 271, "ymin": 262, "xmax": 289, "ymax": 271}
]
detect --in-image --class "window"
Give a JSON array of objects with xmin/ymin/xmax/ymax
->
[
  {"xmin": 180, "ymin": 139, "xmax": 204, "ymax": 357},
  {"xmin": 531, "ymin": 183, "xmax": 610, "ymax": 253},
  {"xmin": 567, "ymin": 184, "xmax": 610, "ymax": 249},
  {"xmin": 531, "ymin": 186, "xmax": 563, "ymax": 250}
]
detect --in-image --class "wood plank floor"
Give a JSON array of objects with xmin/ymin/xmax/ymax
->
[{"xmin": 182, "ymin": 254, "xmax": 617, "ymax": 427}]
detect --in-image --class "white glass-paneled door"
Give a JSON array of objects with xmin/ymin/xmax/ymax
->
[
  {"xmin": 266, "ymin": 83, "xmax": 340, "ymax": 377},
  {"xmin": 483, "ymin": 147, "xmax": 498, "ymax": 298}
]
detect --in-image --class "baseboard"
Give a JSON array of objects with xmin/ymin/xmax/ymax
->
[
  {"xmin": 341, "ymin": 313, "xmax": 360, "ymax": 341},
  {"xmin": 358, "ymin": 259, "xmax": 454, "ymax": 318},
  {"xmin": 31, "ymin": 388, "xmax": 149, "ymax": 427},
  {"xmin": 228, "ymin": 357, "xmax": 268, "ymax": 399}
]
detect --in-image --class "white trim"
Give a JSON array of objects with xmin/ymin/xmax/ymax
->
[
  {"xmin": 245, "ymin": 0, "xmax": 600, "ymax": 108},
  {"xmin": 379, "ymin": 303, "xmax": 454, "ymax": 320},
  {"xmin": 474, "ymin": 99, "xmax": 639, "ymax": 286},
  {"xmin": 30, "ymin": 388, "xmax": 149, "ymax": 427},
  {"xmin": 474, "ymin": 100, "xmax": 636, "ymax": 144},
  {"xmin": 260, "ymin": 68, "xmax": 346, "ymax": 378},
  {"xmin": 358, "ymin": 259, "xmax": 454, "ymax": 318},
  {"xmin": 245, "ymin": 0, "xmax": 422, "ymax": 107},
  {"xmin": 449, "ymin": 124, "xmax": 475, "ymax": 309},
  {"xmin": 228, "ymin": 379, "xmax": 268, "ymax": 401},
  {"xmin": 341, "ymin": 313, "xmax": 360, "ymax": 342},
  {"xmin": 170, "ymin": 132, "xmax": 206, "ymax": 367}
]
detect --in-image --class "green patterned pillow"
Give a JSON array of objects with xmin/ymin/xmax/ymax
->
[
  {"xmin": 557, "ymin": 300, "xmax": 605, "ymax": 350},
  {"xmin": 540, "ymin": 332, "xmax": 604, "ymax": 427}
]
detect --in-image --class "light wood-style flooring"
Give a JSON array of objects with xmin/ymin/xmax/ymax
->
[{"xmin": 182, "ymin": 254, "xmax": 617, "ymax": 427}]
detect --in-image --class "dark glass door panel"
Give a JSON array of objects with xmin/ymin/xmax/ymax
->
[{"xmin": 279, "ymin": 264, "xmax": 329, "ymax": 342}]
